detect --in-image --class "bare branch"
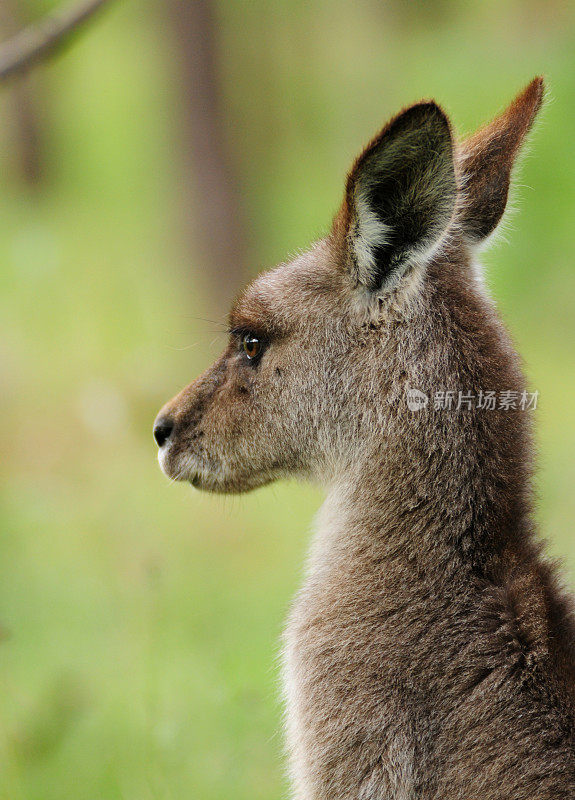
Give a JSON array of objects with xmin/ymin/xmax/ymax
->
[{"xmin": 0, "ymin": 0, "xmax": 114, "ymax": 83}]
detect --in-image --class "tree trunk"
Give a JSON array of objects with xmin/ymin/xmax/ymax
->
[{"xmin": 167, "ymin": 0, "xmax": 250, "ymax": 317}]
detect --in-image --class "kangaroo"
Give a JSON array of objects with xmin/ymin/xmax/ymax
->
[{"xmin": 154, "ymin": 77, "xmax": 575, "ymax": 798}]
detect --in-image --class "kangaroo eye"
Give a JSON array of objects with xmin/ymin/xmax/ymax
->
[{"xmin": 242, "ymin": 333, "xmax": 263, "ymax": 361}]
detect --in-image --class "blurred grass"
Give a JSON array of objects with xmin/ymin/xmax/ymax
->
[{"xmin": 0, "ymin": 1, "xmax": 574, "ymax": 798}]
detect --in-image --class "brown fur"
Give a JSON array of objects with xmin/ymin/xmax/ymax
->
[
  {"xmin": 155, "ymin": 79, "xmax": 575, "ymax": 798},
  {"xmin": 458, "ymin": 77, "xmax": 544, "ymax": 242}
]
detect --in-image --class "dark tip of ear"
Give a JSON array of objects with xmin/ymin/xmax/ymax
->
[
  {"xmin": 410, "ymin": 100, "xmax": 450, "ymax": 118},
  {"xmin": 383, "ymin": 101, "xmax": 452, "ymax": 139},
  {"xmin": 348, "ymin": 100, "xmax": 453, "ymax": 194},
  {"xmin": 397, "ymin": 100, "xmax": 448, "ymax": 119}
]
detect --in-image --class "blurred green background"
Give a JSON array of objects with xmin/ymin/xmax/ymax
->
[{"xmin": 0, "ymin": 1, "xmax": 574, "ymax": 798}]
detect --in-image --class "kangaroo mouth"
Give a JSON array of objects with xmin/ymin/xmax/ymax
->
[{"xmin": 158, "ymin": 442, "xmax": 209, "ymax": 484}]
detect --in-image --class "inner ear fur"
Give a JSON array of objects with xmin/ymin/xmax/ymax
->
[{"xmin": 333, "ymin": 101, "xmax": 457, "ymax": 293}]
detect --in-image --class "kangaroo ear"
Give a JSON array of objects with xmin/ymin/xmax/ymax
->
[
  {"xmin": 458, "ymin": 77, "xmax": 545, "ymax": 244},
  {"xmin": 335, "ymin": 102, "xmax": 457, "ymax": 293}
]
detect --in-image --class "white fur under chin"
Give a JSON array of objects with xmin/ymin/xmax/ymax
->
[
  {"xmin": 157, "ymin": 444, "xmax": 199, "ymax": 484},
  {"xmin": 157, "ymin": 444, "xmax": 170, "ymax": 476}
]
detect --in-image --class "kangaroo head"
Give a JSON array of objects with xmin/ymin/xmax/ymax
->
[{"xmin": 155, "ymin": 79, "xmax": 544, "ymax": 494}]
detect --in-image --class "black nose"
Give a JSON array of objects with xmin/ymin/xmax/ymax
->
[{"xmin": 154, "ymin": 416, "xmax": 174, "ymax": 447}]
